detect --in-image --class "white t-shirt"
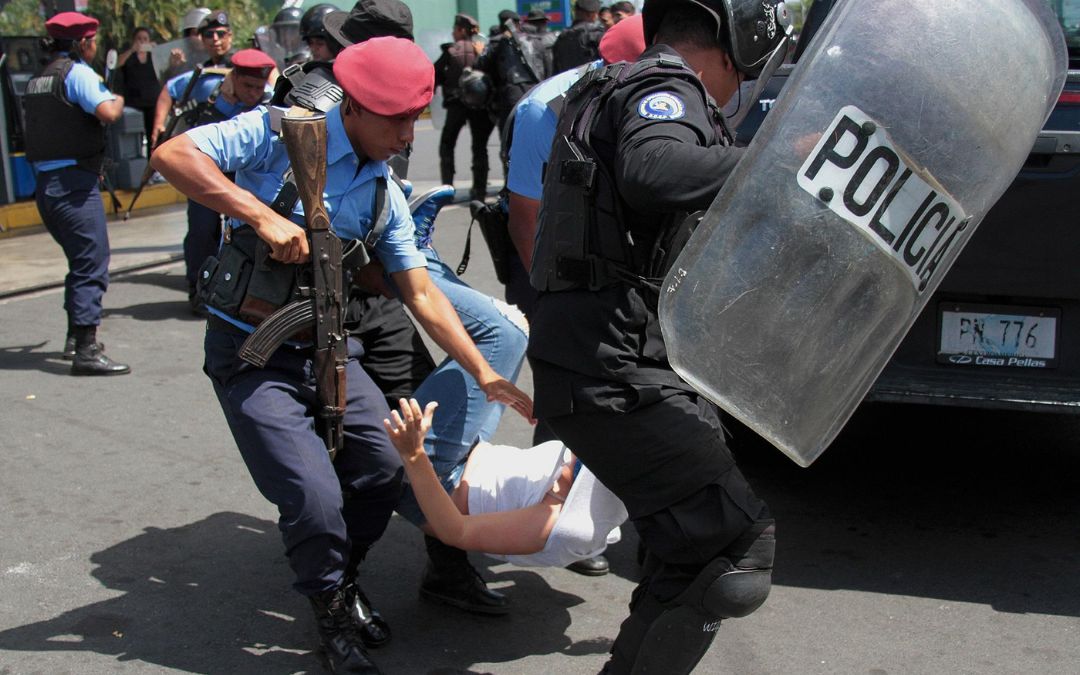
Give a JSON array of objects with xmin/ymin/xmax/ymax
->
[{"xmin": 467, "ymin": 441, "xmax": 628, "ymax": 568}]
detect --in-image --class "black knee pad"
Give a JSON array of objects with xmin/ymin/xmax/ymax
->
[{"xmin": 678, "ymin": 520, "xmax": 775, "ymax": 619}]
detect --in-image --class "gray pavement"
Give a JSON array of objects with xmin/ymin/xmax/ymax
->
[{"xmin": 3, "ymin": 119, "xmax": 1080, "ymax": 675}]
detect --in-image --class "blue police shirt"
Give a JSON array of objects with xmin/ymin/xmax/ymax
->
[
  {"xmin": 187, "ymin": 105, "xmax": 426, "ymax": 331},
  {"xmin": 166, "ymin": 70, "xmax": 263, "ymax": 119},
  {"xmin": 506, "ymin": 60, "xmax": 601, "ymax": 201},
  {"xmin": 34, "ymin": 58, "xmax": 115, "ymax": 172}
]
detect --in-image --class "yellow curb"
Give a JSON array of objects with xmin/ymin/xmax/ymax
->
[{"xmin": 0, "ymin": 182, "xmax": 187, "ymax": 238}]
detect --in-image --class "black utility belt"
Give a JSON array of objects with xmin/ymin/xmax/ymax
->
[{"xmin": 195, "ymin": 226, "xmax": 302, "ymax": 327}]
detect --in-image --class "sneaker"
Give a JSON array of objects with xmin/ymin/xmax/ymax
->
[{"xmin": 409, "ymin": 185, "xmax": 457, "ymax": 250}]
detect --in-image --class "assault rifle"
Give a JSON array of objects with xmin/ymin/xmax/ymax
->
[
  {"xmin": 238, "ymin": 109, "xmax": 347, "ymax": 459},
  {"xmin": 123, "ymin": 64, "xmax": 206, "ymax": 220}
]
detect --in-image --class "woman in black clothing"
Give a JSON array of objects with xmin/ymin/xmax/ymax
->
[{"xmin": 117, "ymin": 27, "xmax": 162, "ymax": 143}]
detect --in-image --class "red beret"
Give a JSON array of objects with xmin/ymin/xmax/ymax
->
[
  {"xmin": 45, "ymin": 12, "xmax": 99, "ymax": 40},
  {"xmin": 599, "ymin": 14, "xmax": 645, "ymax": 65},
  {"xmin": 333, "ymin": 37, "xmax": 433, "ymax": 117},
  {"xmin": 231, "ymin": 48, "xmax": 276, "ymax": 79}
]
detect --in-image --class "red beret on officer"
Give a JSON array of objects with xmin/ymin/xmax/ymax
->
[
  {"xmin": 231, "ymin": 48, "xmax": 277, "ymax": 79},
  {"xmin": 45, "ymin": 12, "xmax": 99, "ymax": 40},
  {"xmin": 599, "ymin": 14, "xmax": 646, "ymax": 65},
  {"xmin": 332, "ymin": 36, "xmax": 433, "ymax": 117}
]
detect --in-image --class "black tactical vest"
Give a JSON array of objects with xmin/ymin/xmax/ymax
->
[
  {"xmin": 552, "ymin": 21, "xmax": 605, "ymax": 73},
  {"xmin": 22, "ymin": 57, "xmax": 107, "ymax": 174},
  {"xmin": 530, "ymin": 54, "xmax": 726, "ymax": 293}
]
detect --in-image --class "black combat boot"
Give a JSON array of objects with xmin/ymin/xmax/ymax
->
[
  {"xmin": 70, "ymin": 326, "xmax": 130, "ymax": 376},
  {"xmin": 341, "ymin": 549, "xmax": 392, "ymax": 650},
  {"xmin": 419, "ymin": 535, "xmax": 509, "ymax": 615},
  {"xmin": 309, "ymin": 585, "xmax": 382, "ymax": 674},
  {"xmin": 62, "ymin": 320, "xmax": 76, "ymax": 360}
]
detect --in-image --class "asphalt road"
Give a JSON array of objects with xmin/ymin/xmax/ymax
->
[{"xmin": 1, "ymin": 120, "xmax": 1079, "ymax": 674}]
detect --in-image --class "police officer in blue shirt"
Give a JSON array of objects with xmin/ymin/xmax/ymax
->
[
  {"xmin": 151, "ymin": 37, "xmax": 532, "ymax": 674},
  {"xmin": 153, "ymin": 15, "xmax": 278, "ymax": 314},
  {"xmin": 24, "ymin": 12, "xmax": 130, "ymax": 375}
]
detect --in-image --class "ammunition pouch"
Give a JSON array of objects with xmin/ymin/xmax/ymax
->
[{"xmin": 195, "ymin": 226, "xmax": 300, "ymax": 324}]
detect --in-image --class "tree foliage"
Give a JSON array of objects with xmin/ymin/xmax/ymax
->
[{"xmin": 0, "ymin": 0, "xmax": 276, "ymax": 57}]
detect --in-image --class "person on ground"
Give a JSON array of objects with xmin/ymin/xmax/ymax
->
[{"xmin": 385, "ymin": 398, "xmax": 628, "ymax": 571}]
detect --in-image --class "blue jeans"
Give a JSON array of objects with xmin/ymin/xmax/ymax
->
[{"xmin": 395, "ymin": 247, "xmax": 528, "ymax": 525}]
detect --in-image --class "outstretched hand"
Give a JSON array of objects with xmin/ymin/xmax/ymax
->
[
  {"xmin": 480, "ymin": 378, "xmax": 535, "ymax": 425},
  {"xmin": 383, "ymin": 398, "xmax": 438, "ymax": 459}
]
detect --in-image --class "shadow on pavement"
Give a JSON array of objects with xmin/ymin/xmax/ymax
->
[
  {"xmin": 0, "ymin": 512, "xmax": 612, "ymax": 674},
  {"xmin": 0, "ymin": 341, "xmax": 71, "ymax": 375},
  {"xmin": 732, "ymin": 404, "xmax": 1080, "ymax": 618},
  {"xmin": 0, "ymin": 512, "xmax": 313, "ymax": 673}
]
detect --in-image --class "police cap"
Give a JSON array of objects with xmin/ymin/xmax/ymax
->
[
  {"xmin": 525, "ymin": 9, "xmax": 548, "ymax": 23},
  {"xmin": 333, "ymin": 37, "xmax": 433, "ymax": 117},
  {"xmin": 324, "ymin": 0, "xmax": 414, "ymax": 47},
  {"xmin": 45, "ymin": 12, "xmax": 99, "ymax": 40},
  {"xmin": 198, "ymin": 11, "xmax": 231, "ymax": 33},
  {"xmin": 576, "ymin": 0, "xmax": 602, "ymax": 12}
]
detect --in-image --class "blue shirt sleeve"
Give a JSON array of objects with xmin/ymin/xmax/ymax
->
[
  {"xmin": 186, "ymin": 108, "xmax": 274, "ymax": 175},
  {"xmin": 165, "ymin": 71, "xmax": 191, "ymax": 100},
  {"xmin": 373, "ymin": 180, "xmax": 427, "ymax": 274},
  {"xmin": 66, "ymin": 61, "xmax": 115, "ymax": 116},
  {"xmin": 506, "ymin": 94, "xmax": 558, "ymax": 201}
]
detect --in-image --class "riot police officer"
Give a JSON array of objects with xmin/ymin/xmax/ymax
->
[
  {"xmin": 24, "ymin": 12, "xmax": 130, "ymax": 375},
  {"xmin": 551, "ymin": 0, "xmax": 606, "ymax": 73},
  {"xmin": 434, "ymin": 13, "xmax": 493, "ymax": 201},
  {"xmin": 475, "ymin": 8, "xmax": 551, "ymax": 155},
  {"xmin": 527, "ymin": 0, "xmax": 789, "ymax": 672},
  {"xmin": 301, "ymin": 3, "xmax": 343, "ymax": 62},
  {"xmin": 152, "ymin": 37, "xmax": 532, "ymax": 674}
]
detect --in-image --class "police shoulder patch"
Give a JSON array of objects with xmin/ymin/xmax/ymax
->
[{"xmin": 638, "ymin": 92, "xmax": 686, "ymax": 121}]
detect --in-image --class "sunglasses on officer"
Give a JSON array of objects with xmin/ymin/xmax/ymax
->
[{"xmin": 201, "ymin": 29, "xmax": 230, "ymax": 39}]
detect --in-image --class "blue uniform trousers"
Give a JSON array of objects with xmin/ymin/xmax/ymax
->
[
  {"xmin": 185, "ymin": 198, "xmax": 222, "ymax": 292},
  {"xmin": 35, "ymin": 167, "xmax": 110, "ymax": 326},
  {"xmin": 204, "ymin": 328, "xmax": 404, "ymax": 596}
]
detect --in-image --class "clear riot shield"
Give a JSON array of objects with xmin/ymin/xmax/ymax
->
[
  {"xmin": 658, "ymin": 0, "xmax": 1067, "ymax": 467},
  {"xmin": 151, "ymin": 37, "xmax": 208, "ymax": 81}
]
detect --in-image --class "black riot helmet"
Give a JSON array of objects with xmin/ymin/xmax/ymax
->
[
  {"xmin": 458, "ymin": 67, "xmax": 492, "ymax": 110},
  {"xmin": 273, "ymin": 7, "xmax": 303, "ymax": 27},
  {"xmin": 643, "ymin": 0, "xmax": 792, "ymax": 78},
  {"xmin": 301, "ymin": 3, "xmax": 338, "ymax": 40}
]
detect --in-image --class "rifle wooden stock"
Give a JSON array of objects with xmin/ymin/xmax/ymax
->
[
  {"xmin": 125, "ymin": 64, "xmax": 205, "ymax": 219},
  {"xmin": 280, "ymin": 110, "xmax": 347, "ymax": 458}
]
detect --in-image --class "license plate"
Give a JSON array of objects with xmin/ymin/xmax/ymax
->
[{"xmin": 937, "ymin": 303, "xmax": 1059, "ymax": 368}]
